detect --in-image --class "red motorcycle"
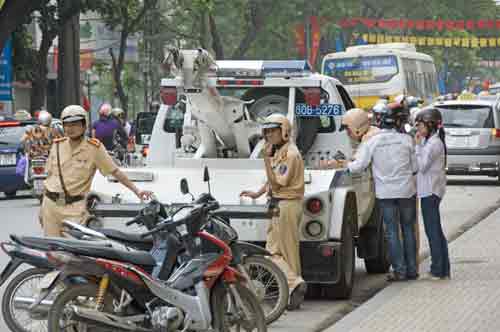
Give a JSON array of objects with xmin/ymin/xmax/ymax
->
[{"xmin": 30, "ymin": 200, "xmax": 266, "ymax": 332}]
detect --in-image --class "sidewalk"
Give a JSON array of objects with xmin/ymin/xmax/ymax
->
[{"xmin": 326, "ymin": 206, "xmax": 500, "ymax": 332}]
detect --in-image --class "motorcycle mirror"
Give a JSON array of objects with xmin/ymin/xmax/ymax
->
[
  {"xmin": 203, "ymin": 166, "xmax": 210, "ymax": 182},
  {"xmin": 180, "ymin": 178, "xmax": 190, "ymax": 195}
]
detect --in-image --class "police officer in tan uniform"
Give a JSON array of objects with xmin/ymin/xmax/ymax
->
[
  {"xmin": 41, "ymin": 105, "xmax": 153, "ymax": 237},
  {"xmin": 240, "ymin": 113, "xmax": 307, "ymax": 310}
]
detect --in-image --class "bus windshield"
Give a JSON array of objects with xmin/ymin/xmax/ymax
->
[{"xmin": 323, "ymin": 55, "xmax": 398, "ymax": 85}]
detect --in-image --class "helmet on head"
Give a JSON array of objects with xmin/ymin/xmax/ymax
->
[
  {"xmin": 406, "ymin": 96, "xmax": 421, "ymax": 108},
  {"xmin": 415, "ymin": 107, "xmax": 442, "ymax": 130},
  {"xmin": 341, "ymin": 108, "xmax": 370, "ymax": 137},
  {"xmin": 61, "ymin": 105, "xmax": 87, "ymax": 124},
  {"xmin": 98, "ymin": 103, "xmax": 112, "ymax": 117},
  {"xmin": 261, "ymin": 113, "xmax": 291, "ymax": 142},
  {"xmin": 409, "ymin": 107, "xmax": 422, "ymax": 126},
  {"xmin": 150, "ymin": 101, "xmax": 161, "ymax": 112},
  {"xmin": 111, "ymin": 108, "xmax": 125, "ymax": 119},
  {"xmin": 37, "ymin": 110, "xmax": 52, "ymax": 126},
  {"xmin": 14, "ymin": 110, "xmax": 32, "ymax": 121}
]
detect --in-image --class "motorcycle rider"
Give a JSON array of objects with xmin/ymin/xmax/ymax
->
[
  {"xmin": 240, "ymin": 113, "xmax": 307, "ymax": 310},
  {"xmin": 331, "ymin": 105, "xmax": 419, "ymax": 281},
  {"xmin": 91, "ymin": 103, "xmax": 121, "ymax": 151},
  {"xmin": 41, "ymin": 105, "xmax": 153, "ymax": 237}
]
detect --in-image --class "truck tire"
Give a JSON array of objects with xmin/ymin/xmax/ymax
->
[
  {"xmin": 4, "ymin": 190, "xmax": 17, "ymax": 199},
  {"xmin": 364, "ymin": 206, "xmax": 391, "ymax": 274},
  {"xmin": 324, "ymin": 199, "xmax": 356, "ymax": 300}
]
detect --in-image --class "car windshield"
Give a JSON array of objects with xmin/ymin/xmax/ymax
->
[
  {"xmin": 0, "ymin": 125, "xmax": 26, "ymax": 145},
  {"xmin": 436, "ymin": 105, "xmax": 494, "ymax": 128},
  {"xmin": 323, "ymin": 55, "xmax": 399, "ymax": 85}
]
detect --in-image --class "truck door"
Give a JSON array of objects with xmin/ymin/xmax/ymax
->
[{"xmin": 336, "ymin": 84, "xmax": 374, "ymax": 222}]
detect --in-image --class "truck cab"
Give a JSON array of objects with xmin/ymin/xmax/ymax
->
[{"xmin": 91, "ymin": 49, "xmax": 389, "ymax": 299}]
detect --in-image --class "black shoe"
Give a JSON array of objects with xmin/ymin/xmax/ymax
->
[
  {"xmin": 406, "ymin": 273, "xmax": 419, "ymax": 280},
  {"xmin": 287, "ymin": 282, "xmax": 307, "ymax": 311},
  {"xmin": 386, "ymin": 273, "xmax": 406, "ymax": 282}
]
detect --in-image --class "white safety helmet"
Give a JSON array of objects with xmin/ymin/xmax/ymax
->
[
  {"xmin": 341, "ymin": 108, "xmax": 370, "ymax": 138},
  {"xmin": 261, "ymin": 113, "xmax": 291, "ymax": 142},
  {"xmin": 61, "ymin": 105, "xmax": 87, "ymax": 124},
  {"xmin": 37, "ymin": 110, "xmax": 52, "ymax": 126},
  {"xmin": 111, "ymin": 107, "xmax": 125, "ymax": 119}
]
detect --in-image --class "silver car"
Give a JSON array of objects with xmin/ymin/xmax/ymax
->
[{"xmin": 433, "ymin": 96, "xmax": 500, "ymax": 181}]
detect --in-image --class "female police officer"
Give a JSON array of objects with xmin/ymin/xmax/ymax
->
[{"xmin": 240, "ymin": 113, "xmax": 307, "ymax": 310}]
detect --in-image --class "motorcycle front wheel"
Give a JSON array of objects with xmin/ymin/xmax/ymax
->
[
  {"xmin": 2, "ymin": 268, "xmax": 52, "ymax": 332},
  {"xmin": 243, "ymin": 255, "xmax": 288, "ymax": 325},
  {"xmin": 211, "ymin": 282, "xmax": 267, "ymax": 332}
]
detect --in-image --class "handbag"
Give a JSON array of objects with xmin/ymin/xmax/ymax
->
[{"xmin": 15, "ymin": 155, "xmax": 27, "ymax": 177}]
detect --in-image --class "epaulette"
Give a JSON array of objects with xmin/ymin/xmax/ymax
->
[
  {"xmin": 87, "ymin": 138, "xmax": 101, "ymax": 147},
  {"xmin": 53, "ymin": 137, "xmax": 68, "ymax": 144}
]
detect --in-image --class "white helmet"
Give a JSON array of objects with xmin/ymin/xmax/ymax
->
[
  {"xmin": 61, "ymin": 105, "xmax": 87, "ymax": 124},
  {"xmin": 341, "ymin": 108, "xmax": 370, "ymax": 137},
  {"xmin": 111, "ymin": 107, "xmax": 125, "ymax": 119},
  {"xmin": 37, "ymin": 110, "xmax": 52, "ymax": 126}
]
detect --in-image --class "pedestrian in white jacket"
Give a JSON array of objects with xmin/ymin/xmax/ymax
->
[{"xmin": 415, "ymin": 107, "xmax": 450, "ymax": 280}]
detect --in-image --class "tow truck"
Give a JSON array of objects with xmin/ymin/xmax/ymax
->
[{"xmin": 91, "ymin": 49, "xmax": 389, "ymax": 299}]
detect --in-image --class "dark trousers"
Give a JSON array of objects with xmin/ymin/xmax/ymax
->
[
  {"xmin": 378, "ymin": 197, "xmax": 418, "ymax": 278},
  {"xmin": 421, "ymin": 194, "xmax": 450, "ymax": 278}
]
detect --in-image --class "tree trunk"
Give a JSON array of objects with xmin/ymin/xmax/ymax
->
[
  {"xmin": 0, "ymin": 0, "xmax": 41, "ymax": 52},
  {"xmin": 209, "ymin": 14, "xmax": 224, "ymax": 60},
  {"xmin": 57, "ymin": 5, "xmax": 80, "ymax": 116},
  {"xmin": 110, "ymin": 29, "xmax": 129, "ymax": 115},
  {"xmin": 30, "ymin": 31, "xmax": 56, "ymax": 112},
  {"xmin": 231, "ymin": 1, "xmax": 265, "ymax": 59}
]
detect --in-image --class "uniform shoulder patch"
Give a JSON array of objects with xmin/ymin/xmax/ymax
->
[
  {"xmin": 87, "ymin": 138, "xmax": 101, "ymax": 147},
  {"xmin": 53, "ymin": 137, "xmax": 68, "ymax": 143}
]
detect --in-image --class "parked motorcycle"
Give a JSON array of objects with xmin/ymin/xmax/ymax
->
[
  {"xmin": 38, "ymin": 199, "xmax": 266, "ymax": 331},
  {"xmin": 29, "ymin": 157, "xmax": 47, "ymax": 204}
]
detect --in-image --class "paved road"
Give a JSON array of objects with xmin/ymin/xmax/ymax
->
[{"xmin": 0, "ymin": 176, "xmax": 498, "ymax": 332}]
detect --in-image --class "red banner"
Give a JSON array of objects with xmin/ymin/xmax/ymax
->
[
  {"xmin": 310, "ymin": 16, "xmax": 321, "ymax": 66},
  {"xmin": 294, "ymin": 24, "xmax": 306, "ymax": 57},
  {"xmin": 339, "ymin": 17, "xmax": 500, "ymax": 31}
]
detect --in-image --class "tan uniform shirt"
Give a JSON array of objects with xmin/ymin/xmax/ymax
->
[
  {"xmin": 44, "ymin": 137, "xmax": 118, "ymax": 196},
  {"xmin": 269, "ymin": 142, "xmax": 305, "ymax": 200}
]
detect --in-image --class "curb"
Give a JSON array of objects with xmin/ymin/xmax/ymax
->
[{"xmin": 312, "ymin": 198, "xmax": 500, "ymax": 332}]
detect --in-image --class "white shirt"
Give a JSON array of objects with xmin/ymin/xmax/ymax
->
[
  {"xmin": 348, "ymin": 129, "xmax": 417, "ymax": 199},
  {"xmin": 416, "ymin": 133, "xmax": 446, "ymax": 199}
]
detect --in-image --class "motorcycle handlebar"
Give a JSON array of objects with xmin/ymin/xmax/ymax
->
[{"xmin": 139, "ymin": 201, "xmax": 220, "ymax": 238}]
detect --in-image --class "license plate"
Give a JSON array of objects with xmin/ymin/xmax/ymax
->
[
  {"xmin": 39, "ymin": 271, "xmax": 60, "ymax": 289},
  {"xmin": 33, "ymin": 179, "xmax": 44, "ymax": 190},
  {"xmin": 0, "ymin": 153, "xmax": 16, "ymax": 166},
  {"xmin": 295, "ymin": 103, "xmax": 344, "ymax": 117}
]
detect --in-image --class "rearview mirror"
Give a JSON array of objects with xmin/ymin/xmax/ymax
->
[
  {"xmin": 180, "ymin": 178, "xmax": 190, "ymax": 195},
  {"xmin": 203, "ymin": 166, "xmax": 210, "ymax": 182}
]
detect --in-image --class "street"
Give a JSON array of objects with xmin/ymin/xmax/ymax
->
[{"xmin": 0, "ymin": 176, "xmax": 499, "ymax": 332}]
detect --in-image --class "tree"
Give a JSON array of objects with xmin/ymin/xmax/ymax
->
[
  {"xmin": 95, "ymin": 0, "xmax": 159, "ymax": 115},
  {"xmin": 0, "ymin": 0, "xmax": 44, "ymax": 52}
]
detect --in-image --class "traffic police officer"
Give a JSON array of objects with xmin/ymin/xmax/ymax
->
[
  {"xmin": 240, "ymin": 113, "xmax": 307, "ymax": 310},
  {"xmin": 41, "ymin": 105, "xmax": 153, "ymax": 237}
]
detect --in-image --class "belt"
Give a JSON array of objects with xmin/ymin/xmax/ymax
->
[{"xmin": 45, "ymin": 190, "xmax": 85, "ymax": 205}]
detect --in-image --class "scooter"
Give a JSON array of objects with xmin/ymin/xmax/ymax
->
[
  {"xmin": 25, "ymin": 199, "xmax": 267, "ymax": 331},
  {"xmin": 29, "ymin": 156, "xmax": 47, "ymax": 204}
]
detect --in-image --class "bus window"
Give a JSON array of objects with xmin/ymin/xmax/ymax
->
[{"xmin": 323, "ymin": 55, "xmax": 399, "ymax": 85}]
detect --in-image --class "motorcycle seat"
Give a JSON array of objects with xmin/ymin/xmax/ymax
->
[
  {"xmin": 10, "ymin": 235, "xmax": 156, "ymax": 267},
  {"xmin": 99, "ymin": 228, "xmax": 153, "ymax": 245}
]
